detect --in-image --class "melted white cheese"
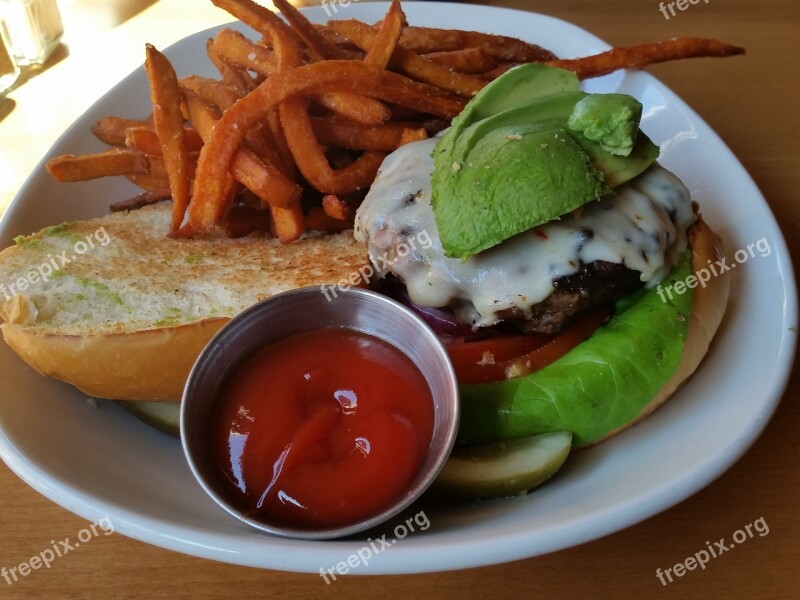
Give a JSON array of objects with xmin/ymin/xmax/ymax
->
[{"xmin": 354, "ymin": 137, "xmax": 695, "ymax": 328}]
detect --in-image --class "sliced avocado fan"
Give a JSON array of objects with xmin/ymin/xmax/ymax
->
[{"xmin": 431, "ymin": 64, "xmax": 659, "ymax": 259}]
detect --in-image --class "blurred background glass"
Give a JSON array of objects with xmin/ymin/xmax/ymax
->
[
  {"xmin": 0, "ymin": 21, "xmax": 19, "ymax": 93},
  {"xmin": 0, "ymin": 0, "xmax": 63, "ymax": 66}
]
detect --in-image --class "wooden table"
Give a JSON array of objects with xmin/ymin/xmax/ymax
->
[{"xmin": 1, "ymin": 0, "xmax": 798, "ymax": 598}]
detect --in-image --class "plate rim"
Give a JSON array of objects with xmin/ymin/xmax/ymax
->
[{"xmin": 0, "ymin": 1, "xmax": 796, "ymax": 574}]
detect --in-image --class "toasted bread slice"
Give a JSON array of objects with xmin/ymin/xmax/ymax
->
[{"xmin": 0, "ymin": 204, "xmax": 368, "ymax": 401}]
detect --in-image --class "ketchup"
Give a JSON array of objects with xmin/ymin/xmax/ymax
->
[{"xmin": 213, "ymin": 328, "xmax": 434, "ymax": 529}]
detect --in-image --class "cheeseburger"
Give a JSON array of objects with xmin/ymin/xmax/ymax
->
[{"xmin": 355, "ymin": 63, "xmax": 729, "ymax": 448}]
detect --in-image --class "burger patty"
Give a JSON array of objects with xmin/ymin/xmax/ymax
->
[
  {"xmin": 355, "ymin": 138, "xmax": 696, "ymax": 332},
  {"xmin": 495, "ymin": 261, "xmax": 642, "ymax": 334}
]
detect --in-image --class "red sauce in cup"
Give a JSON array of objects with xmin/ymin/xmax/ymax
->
[{"xmin": 213, "ymin": 328, "xmax": 434, "ymax": 529}]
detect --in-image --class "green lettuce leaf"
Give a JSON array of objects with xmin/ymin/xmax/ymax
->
[{"xmin": 457, "ymin": 252, "xmax": 694, "ymax": 447}]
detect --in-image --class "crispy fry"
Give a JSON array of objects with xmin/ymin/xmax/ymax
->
[
  {"xmin": 91, "ymin": 116, "xmax": 150, "ymax": 146},
  {"xmin": 125, "ymin": 173, "xmax": 171, "ymax": 193},
  {"xmin": 482, "ymin": 62, "xmax": 520, "ymax": 80},
  {"xmin": 315, "ymin": 26, "xmax": 365, "ymax": 59},
  {"xmin": 398, "ymin": 126, "xmax": 428, "ymax": 146},
  {"xmin": 180, "ymin": 76, "xmax": 287, "ymax": 175},
  {"xmin": 281, "ymin": 100, "xmax": 387, "ymax": 194},
  {"xmin": 272, "ymin": 0, "xmax": 348, "ymax": 60},
  {"xmin": 546, "ymin": 38, "xmax": 745, "ymax": 79},
  {"xmin": 188, "ymin": 60, "xmax": 465, "ymax": 233},
  {"xmin": 313, "ymin": 93, "xmax": 391, "ymax": 126},
  {"xmin": 47, "ymin": 149, "xmax": 150, "ymax": 182},
  {"xmin": 211, "ymin": 28, "xmax": 278, "ymax": 75},
  {"xmin": 311, "ymin": 116, "xmax": 426, "ymax": 151},
  {"xmin": 145, "ymin": 44, "xmax": 193, "ymax": 232},
  {"xmin": 180, "ymin": 75, "xmax": 242, "ymax": 110},
  {"xmin": 266, "ymin": 109, "xmax": 296, "ymax": 178},
  {"xmin": 211, "ymin": 0, "xmax": 304, "ymax": 63},
  {"xmin": 208, "ymin": 30, "xmax": 389, "ymax": 125},
  {"xmin": 145, "ymin": 155, "xmax": 172, "ymax": 179},
  {"xmin": 125, "ymin": 127, "xmax": 163, "ymax": 156},
  {"xmin": 110, "ymin": 190, "xmax": 172, "ymax": 213},
  {"xmin": 425, "ymin": 48, "xmax": 498, "ymax": 74},
  {"xmin": 267, "ymin": 205, "xmax": 305, "ymax": 243},
  {"xmin": 183, "ymin": 92, "xmax": 302, "ymax": 209},
  {"xmin": 125, "ymin": 126, "xmax": 204, "ymax": 156},
  {"xmin": 206, "ymin": 38, "xmax": 255, "ymax": 93},
  {"xmin": 364, "ymin": 0, "xmax": 405, "ymax": 69},
  {"xmin": 306, "ymin": 206, "xmax": 352, "ymax": 233},
  {"xmin": 322, "ymin": 193, "xmax": 360, "ymax": 221},
  {"xmin": 394, "ymin": 25, "xmax": 557, "ymax": 62},
  {"xmin": 328, "ymin": 20, "xmax": 486, "ymax": 96}
]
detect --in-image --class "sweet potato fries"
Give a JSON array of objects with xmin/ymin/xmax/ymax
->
[{"xmin": 45, "ymin": 0, "xmax": 744, "ymax": 243}]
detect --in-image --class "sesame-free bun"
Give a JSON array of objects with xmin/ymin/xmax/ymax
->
[{"xmin": 0, "ymin": 205, "xmax": 369, "ymax": 401}]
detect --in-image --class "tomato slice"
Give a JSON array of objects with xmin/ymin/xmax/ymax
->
[{"xmin": 444, "ymin": 307, "xmax": 610, "ymax": 384}]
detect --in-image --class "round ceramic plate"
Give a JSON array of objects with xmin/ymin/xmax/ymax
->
[{"xmin": 0, "ymin": 1, "xmax": 795, "ymax": 575}]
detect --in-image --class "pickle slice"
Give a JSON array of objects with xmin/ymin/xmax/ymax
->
[
  {"xmin": 122, "ymin": 401, "xmax": 181, "ymax": 437},
  {"xmin": 433, "ymin": 431, "xmax": 572, "ymax": 500}
]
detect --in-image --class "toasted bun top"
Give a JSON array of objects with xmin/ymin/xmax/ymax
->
[{"xmin": 0, "ymin": 204, "xmax": 369, "ymax": 335}]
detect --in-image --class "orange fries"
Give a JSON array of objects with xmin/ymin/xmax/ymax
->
[
  {"xmin": 327, "ymin": 19, "xmax": 486, "ymax": 97},
  {"xmin": 546, "ymin": 37, "xmax": 745, "ymax": 79},
  {"xmin": 183, "ymin": 92, "xmax": 301, "ymax": 209},
  {"xmin": 48, "ymin": 149, "xmax": 151, "ymax": 182},
  {"xmin": 145, "ymin": 45, "xmax": 193, "ymax": 231},
  {"xmin": 91, "ymin": 116, "xmax": 150, "ymax": 146},
  {"xmin": 425, "ymin": 48, "xmax": 498, "ymax": 74},
  {"xmin": 45, "ymin": 0, "xmax": 744, "ymax": 243},
  {"xmin": 311, "ymin": 116, "xmax": 426, "ymax": 152},
  {"xmin": 395, "ymin": 26, "xmax": 557, "ymax": 62},
  {"xmin": 364, "ymin": 0, "xmax": 405, "ymax": 69},
  {"xmin": 110, "ymin": 190, "xmax": 172, "ymax": 213}
]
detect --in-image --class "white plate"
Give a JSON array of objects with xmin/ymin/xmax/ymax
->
[{"xmin": 0, "ymin": 2, "xmax": 795, "ymax": 575}]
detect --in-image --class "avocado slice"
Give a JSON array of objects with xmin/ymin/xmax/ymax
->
[
  {"xmin": 440, "ymin": 124, "xmax": 610, "ymax": 258},
  {"xmin": 567, "ymin": 93, "xmax": 643, "ymax": 156},
  {"xmin": 450, "ymin": 63, "xmax": 581, "ymax": 125},
  {"xmin": 431, "ymin": 64, "xmax": 659, "ymax": 260},
  {"xmin": 577, "ymin": 132, "xmax": 660, "ymax": 188},
  {"xmin": 457, "ymin": 251, "xmax": 693, "ymax": 447}
]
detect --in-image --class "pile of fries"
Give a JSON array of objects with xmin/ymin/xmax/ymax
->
[{"xmin": 45, "ymin": 0, "xmax": 743, "ymax": 243}]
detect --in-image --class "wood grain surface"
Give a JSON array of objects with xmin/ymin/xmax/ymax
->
[{"xmin": 0, "ymin": 0, "xmax": 797, "ymax": 598}]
